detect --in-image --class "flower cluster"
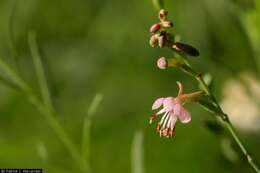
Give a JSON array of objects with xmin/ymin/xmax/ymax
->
[
  {"xmin": 148, "ymin": 9, "xmax": 203, "ymax": 138},
  {"xmin": 149, "ymin": 9, "xmax": 200, "ymax": 70},
  {"xmin": 149, "ymin": 9, "xmax": 173, "ymax": 48}
]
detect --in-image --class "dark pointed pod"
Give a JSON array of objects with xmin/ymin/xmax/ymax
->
[{"xmin": 173, "ymin": 42, "xmax": 200, "ymax": 57}]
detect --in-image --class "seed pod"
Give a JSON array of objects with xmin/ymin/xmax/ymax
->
[
  {"xmin": 158, "ymin": 32, "xmax": 167, "ymax": 48},
  {"xmin": 150, "ymin": 23, "xmax": 161, "ymax": 33},
  {"xmin": 173, "ymin": 42, "xmax": 200, "ymax": 57},
  {"xmin": 162, "ymin": 21, "xmax": 173, "ymax": 28},
  {"xmin": 149, "ymin": 34, "xmax": 159, "ymax": 47},
  {"xmin": 159, "ymin": 9, "xmax": 168, "ymax": 20}
]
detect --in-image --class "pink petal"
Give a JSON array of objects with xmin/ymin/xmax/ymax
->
[
  {"xmin": 173, "ymin": 103, "xmax": 182, "ymax": 115},
  {"xmin": 152, "ymin": 98, "xmax": 165, "ymax": 110},
  {"xmin": 178, "ymin": 106, "xmax": 191, "ymax": 124},
  {"xmin": 163, "ymin": 97, "xmax": 176, "ymax": 111}
]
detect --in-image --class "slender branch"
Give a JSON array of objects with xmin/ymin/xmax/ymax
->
[
  {"xmin": 28, "ymin": 31, "xmax": 53, "ymax": 111},
  {"xmin": 81, "ymin": 93, "xmax": 103, "ymax": 172},
  {"xmin": 8, "ymin": 0, "xmax": 19, "ymax": 70},
  {"xmin": 180, "ymin": 63, "xmax": 260, "ymax": 173},
  {"xmin": 0, "ymin": 58, "xmax": 87, "ymax": 172},
  {"xmin": 131, "ymin": 130, "xmax": 145, "ymax": 173},
  {"xmin": 152, "ymin": 0, "xmax": 164, "ymax": 11},
  {"xmin": 224, "ymin": 118, "xmax": 260, "ymax": 173}
]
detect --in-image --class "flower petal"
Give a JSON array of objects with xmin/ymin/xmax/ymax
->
[
  {"xmin": 152, "ymin": 97, "xmax": 165, "ymax": 110},
  {"xmin": 173, "ymin": 103, "xmax": 182, "ymax": 115},
  {"xmin": 163, "ymin": 97, "xmax": 176, "ymax": 111},
  {"xmin": 178, "ymin": 106, "xmax": 191, "ymax": 124}
]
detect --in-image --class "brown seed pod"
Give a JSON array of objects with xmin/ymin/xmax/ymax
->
[{"xmin": 173, "ymin": 42, "xmax": 200, "ymax": 57}]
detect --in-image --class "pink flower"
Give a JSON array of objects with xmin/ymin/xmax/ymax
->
[{"xmin": 150, "ymin": 82, "xmax": 198, "ymax": 138}]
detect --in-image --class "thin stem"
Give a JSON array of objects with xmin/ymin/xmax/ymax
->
[
  {"xmin": 81, "ymin": 93, "xmax": 103, "ymax": 172},
  {"xmin": 152, "ymin": 0, "xmax": 164, "ymax": 11},
  {"xmin": 182, "ymin": 63, "xmax": 260, "ymax": 173},
  {"xmin": 224, "ymin": 118, "xmax": 260, "ymax": 173},
  {"xmin": 28, "ymin": 31, "xmax": 53, "ymax": 111},
  {"xmin": 8, "ymin": 0, "xmax": 19, "ymax": 70},
  {"xmin": 0, "ymin": 58, "xmax": 87, "ymax": 172},
  {"xmin": 131, "ymin": 130, "xmax": 145, "ymax": 173}
]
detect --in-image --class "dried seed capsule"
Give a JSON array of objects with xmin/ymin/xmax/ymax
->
[
  {"xmin": 158, "ymin": 32, "xmax": 167, "ymax": 48},
  {"xmin": 173, "ymin": 42, "xmax": 200, "ymax": 56},
  {"xmin": 159, "ymin": 9, "xmax": 168, "ymax": 20},
  {"xmin": 150, "ymin": 23, "xmax": 161, "ymax": 33},
  {"xmin": 161, "ymin": 21, "xmax": 173, "ymax": 28},
  {"xmin": 149, "ymin": 34, "xmax": 159, "ymax": 47}
]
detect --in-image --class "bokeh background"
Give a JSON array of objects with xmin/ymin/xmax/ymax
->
[{"xmin": 0, "ymin": 0, "xmax": 260, "ymax": 172}]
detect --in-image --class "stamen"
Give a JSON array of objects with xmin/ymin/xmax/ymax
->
[
  {"xmin": 156, "ymin": 123, "xmax": 161, "ymax": 132},
  {"xmin": 149, "ymin": 114, "xmax": 157, "ymax": 124},
  {"xmin": 167, "ymin": 115, "xmax": 173, "ymax": 129},
  {"xmin": 159, "ymin": 112, "xmax": 168, "ymax": 125},
  {"xmin": 162, "ymin": 113, "xmax": 170, "ymax": 129}
]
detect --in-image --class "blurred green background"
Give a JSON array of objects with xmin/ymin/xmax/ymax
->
[{"xmin": 0, "ymin": 0, "xmax": 260, "ymax": 172}]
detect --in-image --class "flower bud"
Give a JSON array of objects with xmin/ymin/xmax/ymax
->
[
  {"xmin": 157, "ymin": 57, "xmax": 179, "ymax": 69},
  {"xmin": 173, "ymin": 42, "xmax": 200, "ymax": 57},
  {"xmin": 150, "ymin": 23, "xmax": 161, "ymax": 33},
  {"xmin": 157, "ymin": 57, "xmax": 168, "ymax": 69},
  {"xmin": 159, "ymin": 9, "xmax": 168, "ymax": 20},
  {"xmin": 158, "ymin": 32, "xmax": 167, "ymax": 48},
  {"xmin": 149, "ymin": 34, "xmax": 159, "ymax": 47},
  {"xmin": 162, "ymin": 21, "xmax": 173, "ymax": 28}
]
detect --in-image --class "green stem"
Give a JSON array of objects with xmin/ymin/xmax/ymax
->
[
  {"xmin": 28, "ymin": 31, "xmax": 53, "ymax": 111},
  {"xmin": 223, "ymin": 117, "xmax": 260, "ymax": 173},
  {"xmin": 152, "ymin": 0, "xmax": 164, "ymax": 11},
  {"xmin": 181, "ymin": 62, "xmax": 260, "ymax": 173},
  {"xmin": 0, "ymin": 58, "xmax": 87, "ymax": 172},
  {"xmin": 8, "ymin": 0, "xmax": 19, "ymax": 71}
]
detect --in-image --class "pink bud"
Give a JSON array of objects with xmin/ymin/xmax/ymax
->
[
  {"xmin": 149, "ymin": 34, "xmax": 159, "ymax": 47},
  {"xmin": 159, "ymin": 9, "xmax": 168, "ymax": 20},
  {"xmin": 162, "ymin": 21, "xmax": 173, "ymax": 28},
  {"xmin": 150, "ymin": 23, "xmax": 161, "ymax": 33},
  {"xmin": 157, "ymin": 57, "xmax": 168, "ymax": 69}
]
